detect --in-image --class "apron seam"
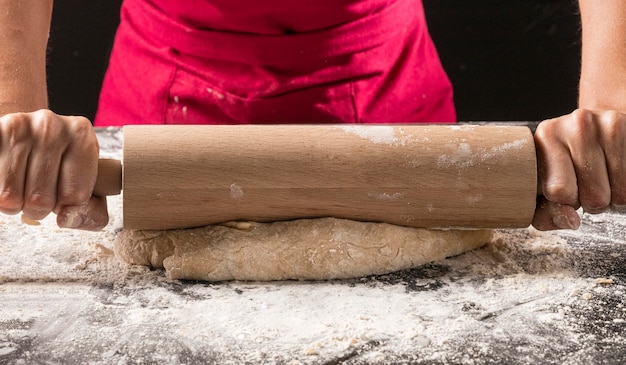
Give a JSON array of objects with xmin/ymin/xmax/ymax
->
[
  {"xmin": 162, "ymin": 64, "xmax": 179, "ymax": 124},
  {"xmin": 350, "ymin": 82, "xmax": 360, "ymax": 123}
]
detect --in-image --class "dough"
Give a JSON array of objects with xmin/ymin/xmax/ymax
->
[{"xmin": 114, "ymin": 218, "xmax": 493, "ymax": 281}]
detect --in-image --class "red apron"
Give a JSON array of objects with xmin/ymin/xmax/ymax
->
[{"xmin": 94, "ymin": 0, "xmax": 455, "ymax": 126}]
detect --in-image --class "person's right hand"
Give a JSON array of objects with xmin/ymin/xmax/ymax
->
[
  {"xmin": 532, "ymin": 108, "xmax": 626, "ymax": 230},
  {"xmin": 0, "ymin": 109, "xmax": 108, "ymax": 230}
]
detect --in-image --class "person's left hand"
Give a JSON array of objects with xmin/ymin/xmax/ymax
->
[
  {"xmin": 0, "ymin": 109, "xmax": 108, "ymax": 231},
  {"xmin": 532, "ymin": 108, "xmax": 626, "ymax": 230}
]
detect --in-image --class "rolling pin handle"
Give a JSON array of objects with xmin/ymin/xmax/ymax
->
[{"xmin": 93, "ymin": 158, "xmax": 122, "ymax": 196}]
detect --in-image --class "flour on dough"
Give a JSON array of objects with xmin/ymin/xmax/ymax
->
[{"xmin": 114, "ymin": 218, "xmax": 493, "ymax": 281}]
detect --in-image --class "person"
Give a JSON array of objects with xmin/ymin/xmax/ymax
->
[{"xmin": 0, "ymin": 0, "xmax": 623, "ymax": 232}]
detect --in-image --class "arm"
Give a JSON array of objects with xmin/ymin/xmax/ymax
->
[
  {"xmin": 579, "ymin": 0, "xmax": 626, "ymax": 111},
  {"xmin": 532, "ymin": 0, "xmax": 626, "ymax": 230},
  {"xmin": 0, "ymin": 0, "xmax": 52, "ymax": 114},
  {"xmin": 0, "ymin": 0, "xmax": 108, "ymax": 230}
]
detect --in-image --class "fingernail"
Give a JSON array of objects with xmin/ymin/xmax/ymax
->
[
  {"xmin": 612, "ymin": 204, "xmax": 626, "ymax": 213},
  {"xmin": 583, "ymin": 207, "xmax": 606, "ymax": 214},
  {"xmin": 59, "ymin": 209, "xmax": 84, "ymax": 229}
]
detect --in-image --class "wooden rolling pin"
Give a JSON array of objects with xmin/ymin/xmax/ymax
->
[{"xmin": 93, "ymin": 124, "xmax": 537, "ymax": 230}]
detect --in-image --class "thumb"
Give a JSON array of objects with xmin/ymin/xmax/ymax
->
[
  {"xmin": 532, "ymin": 196, "xmax": 581, "ymax": 231},
  {"xmin": 57, "ymin": 196, "xmax": 109, "ymax": 231}
]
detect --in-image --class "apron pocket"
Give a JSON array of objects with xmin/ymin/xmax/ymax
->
[{"xmin": 165, "ymin": 68, "xmax": 357, "ymax": 124}]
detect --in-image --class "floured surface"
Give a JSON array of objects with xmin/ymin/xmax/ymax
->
[
  {"xmin": 1, "ymin": 128, "xmax": 626, "ymax": 364},
  {"xmin": 115, "ymin": 219, "xmax": 491, "ymax": 281}
]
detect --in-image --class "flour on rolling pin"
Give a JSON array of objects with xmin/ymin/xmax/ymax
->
[
  {"xmin": 339, "ymin": 125, "xmax": 414, "ymax": 146},
  {"xmin": 341, "ymin": 124, "xmax": 531, "ymax": 169}
]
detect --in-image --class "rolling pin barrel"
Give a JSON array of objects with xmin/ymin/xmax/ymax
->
[{"xmin": 100, "ymin": 124, "xmax": 537, "ymax": 230}]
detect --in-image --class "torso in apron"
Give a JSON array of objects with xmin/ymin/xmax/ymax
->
[{"xmin": 94, "ymin": 0, "xmax": 455, "ymax": 126}]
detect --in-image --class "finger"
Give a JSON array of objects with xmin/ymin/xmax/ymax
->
[
  {"xmin": 532, "ymin": 196, "xmax": 581, "ymax": 231},
  {"xmin": 22, "ymin": 116, "xmax": 65, "ymax": 220},
  {"xmin": 534, "ymin": 118, "xmax": 579, "ymax": 207},
  {"xmin": 0, "ymin": 114, "xmax": 31, "ymax": 215},
  {"xmin": 596, "ymin": 111, "xmax": 626, "ymax": 211},
  {"xmin": 566, "ymin": 111, "xmax": 611, "ymax": 213},
  {"xmin": 57, "ymin": 196, "xmax": 109, "ymax": 231},
  {"xmin": 54, "ymin": 116, "xmax": 99, "ymax": 210},
  {"xmin": 22, "ymin": 151, "xmax": 59, "ymax": 220}
]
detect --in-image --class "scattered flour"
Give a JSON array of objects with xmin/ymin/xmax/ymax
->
[{"xmin": 0, "ymin": 128, "xmax": 625, "ymax": 364}]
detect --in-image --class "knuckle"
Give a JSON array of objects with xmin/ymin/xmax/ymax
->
[
  {"xmin": 32, "ymin": 109, "xmax": 58, "ymax": 125},
  {"xmin": 567, "ymin": 110, "xmax": 594, "ymax": 139},
  {"xmin": 599, "ymin": 111, "xmax": 626, "ymax": 142},
  {"xmin": 35, "ymin": 115, "xmax": 64, "ymax": 150},
  {"xmin": 542, "ymin": 182, "xmax": 578, "ymax": 206},
  {"xmin": 32, "ymin": 108, "xmax": 56, "ymax": 119},
  {"xmin": 570, "ymin": 108, "xmax": 593, "ymax": 121},
  {"xmin": 533, "ymin": 122, "xmax": 551, "ymax": 142},
  {"xmin": 599, "ymin": 109, "xmax": 623, "ymax": 123},
  {"xmin": 31, "ymin": 110, "xmax": 63, "ymax": 136},
  {"xmin": 533, "ymin": 121, "xmax": 560, "ymax": 157},
  {"xmin": 68, "ymin": 116, "xmax": 94, "ymax": 135},
  {"xmin": 1, "ymin": 113, "xmax": 32, "ymax": 146},
  {"xmin": 535, "ymin": 108, "xmax": 595, "ymax": 143},
  {"xmin": 36, "ymin": 109, "xmax": 61, "ymax": 127},
  {"xmin": 68, "ymin": 116, "xmax": 99, "ymax": 154}
]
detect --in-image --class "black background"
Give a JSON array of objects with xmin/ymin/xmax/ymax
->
[{"xmin": 47, "ymin": 0, "xmax": 581, "ymax": 122}]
